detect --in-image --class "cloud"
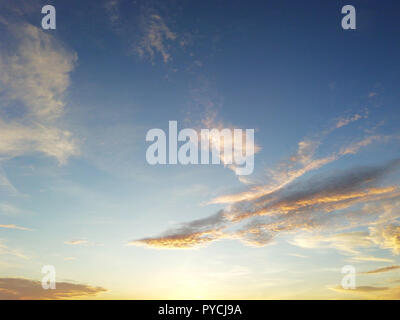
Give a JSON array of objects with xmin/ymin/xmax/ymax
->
[
  {"xmin": 288, "ymin": 253, "xmax": 308, "ymax": 258},
  {"xmin": 104, "ymin": 1, "xmax": 183, "ymax": 64},
  {"xmin": 104, "ymin": 0, "xmax": 121, "ymax": 26},
  {"xmin": 349, "ymin": 255, "xmax": 394, "ymax": 263},
  {"xmin": 0, "ymin": 224, "xmax": 30, "ymax": 231},
  {"xmin": 0, "ymin": 278, "xmax": 106, "ymax": 300},
  {"xmin": 228, "ymin": 159, "xmax": 400, "ymax": 222},
  {"xmin": 135, "ymin": 13, "xmax": 177, "ymax": 63},
  {"xmin": 0, "ymin": 241, "xmax": 28, "ymax": 259},
  {"xmin": 130, "ymin": 158, "xmax": 400, "ymax": 249},
  {"xmin": 339, "ymin": 135, "xmax": 390, "ymax": 156},
  {"xmin": 130, "ymin": 229, "xmax": 224, "ymax": 249},
  {"xmin": 335, "ymin": 112, "xmax": 367, "ymax": 129},
  {"xmin": 0, "ymin": 20, "xmax": 79, "ymax": 164},
  {"xmin": 0, "ymin": 23, "xmax": 76, "ymax": 120},
  {"xmin": 290, "ymin": 222, "xmax": 400, "ymax": 257},
  {"xmin": 210, "ymin": 134, "xmax": 392, "ymax": 205},
  {"xmin": 129, "ymin": 210, "xmax": 228, "ymax": 249},
  {"xmin": 370, "ymin": 224, "xmax": 400, "ymax": 255},
  {"xmin": 64, "ymin": 239, "xmax": 103, "ymax": 247},
  {"xmin": 0, "ymin": 203, "xmax": 24, "ymax": 216},
  {"xmin": 64, "ymin": 257, "xmax": 77, "ymax": 261},
  {"xmin": 64, "ymin": 239, "xmax": 89, "ymax": 246},
  {"xmin": 290, "ymin": 232, "xmax": 375, "ymax": 255},
  {"xmin": 0, "ymin": 169, "xmax": 19, "ymax": 195},
  {"xmin": 0, "ymin": 119, "xmax": 78, "ymax": 165},
  {"xmin": 129, "ymin": 105, "xmax": 400, "ymax": 250},
  {"xmin": 330, "ymin": 285, "xmax": 400, "ymax": 299},
  {"xmin": 332, "ymin": 285, "xmax": 388, "ymax": 293},
  {"xmin": 362, "ymin": 265, "xmax": 400, "ymax": 274}
]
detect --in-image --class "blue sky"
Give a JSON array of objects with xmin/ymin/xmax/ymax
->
[{"xmin": 0, "ymin": 0, "xmax": 400, "ymax": 299}]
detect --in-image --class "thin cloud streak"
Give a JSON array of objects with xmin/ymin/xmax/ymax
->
[
  {"xmin": 0, "ymin": 224, "xmax": 30, "ymax": 231},
  {"xmin": 363, "ymin": 265, "xmax": 400, "ymax": 274}
]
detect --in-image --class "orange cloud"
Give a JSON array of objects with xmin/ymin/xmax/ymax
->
[
  {"xmin": 130, "ymin": 228, "xmax": 225, "ymax": 249},
  {"xmin": 0, "ymin": 278, "xmax": 106, "ymax": 300}
]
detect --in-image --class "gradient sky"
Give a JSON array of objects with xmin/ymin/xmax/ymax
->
[{"xmin": 1, "ymin": 0, "xmax": 400, "ymax": 299}]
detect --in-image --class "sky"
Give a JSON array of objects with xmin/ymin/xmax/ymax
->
[{"xmin": 0, "ymin": 0, "xmax": 400, "ymax": 299}]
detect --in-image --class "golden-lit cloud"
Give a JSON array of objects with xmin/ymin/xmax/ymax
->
[
  {"xmin": 0, "ymin": 224, "xmax": 30, "ymax": 231},
  {"xmin": 370, "ymin": 223, "xmax": 400, "ymax": 255},
  {"xmin": 340, "ymin": 135, "xmax": 390, "ymax": 156},
  {"xmin": 210, "ymin": 134, "xmax": 392, "ymax": 205},
  {"xmin": 129, "ymin": 210, "xmax": 228, "ymax": 249},
  {"xmin": 130, "ymin": 229, "xmax": 225, "ymax": 249},
  {"xmin": 130, "ymin": 156, "xmax": 400, "ymax": 249},
  {"xmin": 335, "ymin": 112, "xmax": 367, "ymax": 128},
  {"xmin": 362, "ymin": 265, "xmax": 400, "ymax": 274},
  {"xmin": 330, "ymin": 285, "xmax": 400, "ymax": 299},
  {"xmin": 0, "ymin": 278, "xmax": 106, "ymax": 300}
]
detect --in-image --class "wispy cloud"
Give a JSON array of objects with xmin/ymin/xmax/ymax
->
[
  {"xmin": 64, "ymin": 239, "xmax": 89, "ymax": 246},
  {"xmin": 362, "ymin": 265, "xmax": 400, "ymax": 274},
  {"xmin": 291, "ymin": 222, "xmax": 400, "ymax": 257},
  {"xmin": 335, "ymin": 111, "xmax": 368, "ymax": 129},
  {"xmin": 0, "ymin": 241, "xmax": 28, "ymax": 259},
  {"xmin": 349, "ymin": 255, "xmax": 394, "ymax": 263},
  {"xmin": 0, "ymin": 20, "xmax": 79, "ymax": 164},
  {"xmin": 0, "ymin": 224, "xmax": 30, "ymax": 231},
  {"xmin": 64, "ymin": 239, "xmax": 103, "ymax": 247},
  {"xmin": 104, "ymin": 1, "xmax": 182, "ymax": 64},
  {"xmin": 0, "ymin": 203, "xmax": 25, "ymax": 216},
  {"xmin": 290, "ymin": 232, "xmax": 375, "ymax": 255},
  {"xmin": 0, "ymin": 169, "xmax": 19, "ymax": 195},
  {"xmin": 136, "ymin": 13, "xmax": 177, "ymax": 63},
  {"xmin": 370, "ymin": 223, "xmax": 400, "ymax": 255},
  {"xmin": 104, "ymin": 0, "xmax": 121, "ymax": 27}
]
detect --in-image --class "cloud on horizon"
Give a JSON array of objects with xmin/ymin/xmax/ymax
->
[
  {"xmin": 0, "ymin": 277, "xmax": 106, "ymax": 299},
  {"xmin": 330, "ymin": 284, "xmax": 400, "ymax": 299}
]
